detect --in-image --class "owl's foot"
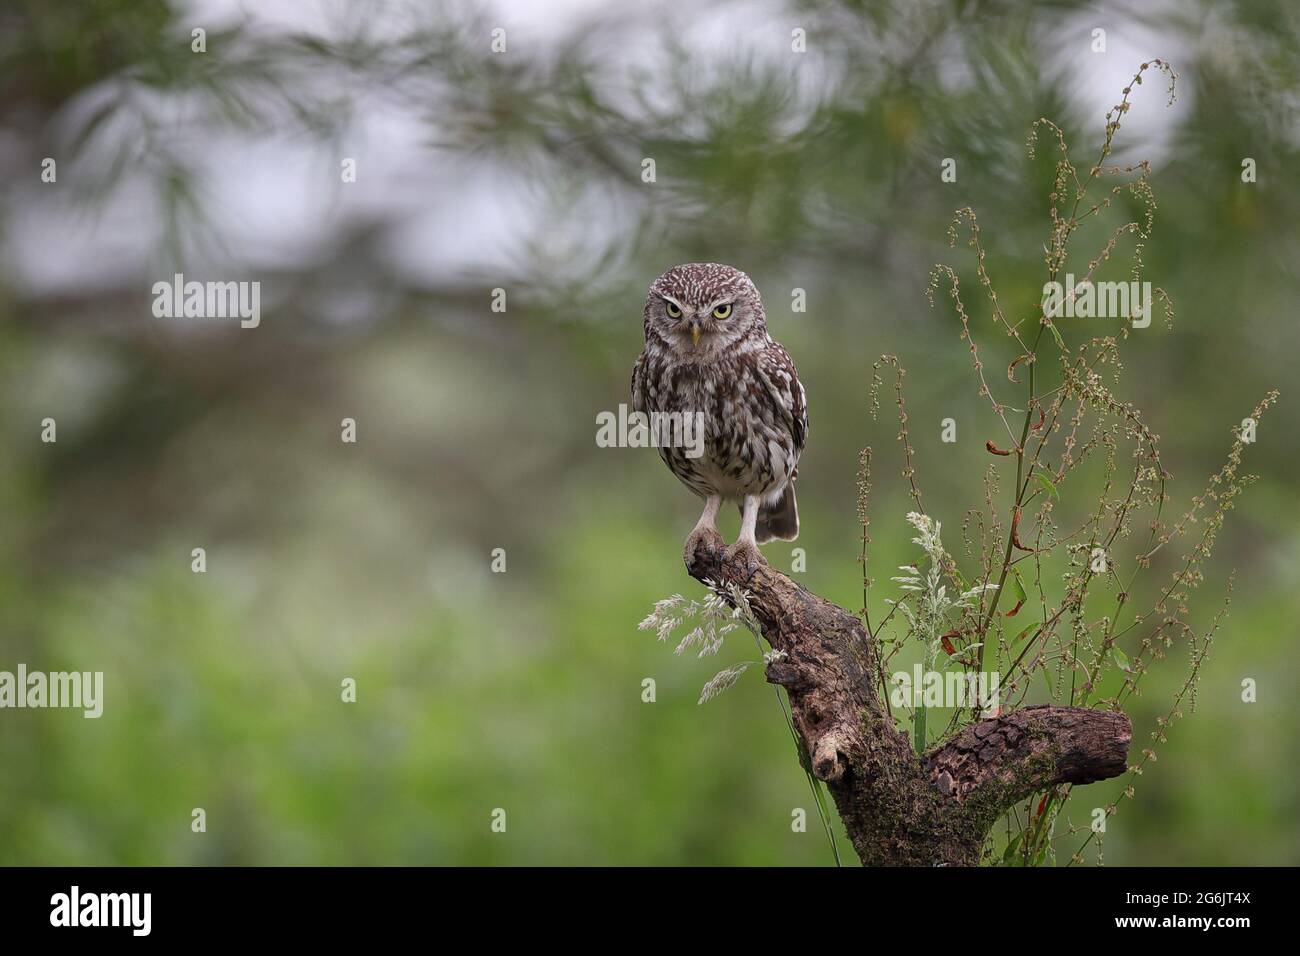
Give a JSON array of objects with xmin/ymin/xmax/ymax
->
[
  {"xmin": 683, "ymin": 526, "xmax": 725, "ymax": 570},
  {"xmin": 683, "ymin": 495, "xmax": 724, "ymax": 571},
  {"xmin": 723, "ymin": 539, "xmax": 764, "ymax": 577}
]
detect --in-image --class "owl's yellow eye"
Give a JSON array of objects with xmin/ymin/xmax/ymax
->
[
  {"xmin": 712, "ymin": 303, "xmax": 733, "ymax": 319},
  {"xmin": 665, "ymin": 301, "xmax": 682, "ymax": 318}
]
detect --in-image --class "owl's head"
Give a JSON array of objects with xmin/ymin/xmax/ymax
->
[{"xmin": 644, "ymin": 262, "xmax": 766, "ymax": 355}]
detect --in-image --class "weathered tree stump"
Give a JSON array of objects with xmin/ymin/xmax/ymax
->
[{"xmin": 685, "ymin": 531, "xmax": 1131, "ymax": 866}]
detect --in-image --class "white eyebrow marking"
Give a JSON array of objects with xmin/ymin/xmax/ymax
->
[{"xmin": 659, "ymin": 293, "xmax": 685, "ymax": 310}]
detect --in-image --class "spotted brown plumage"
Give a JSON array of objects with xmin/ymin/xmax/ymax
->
[{"xmin": 632, "ymin": 263, "xmax": 808, "ymax": 570}]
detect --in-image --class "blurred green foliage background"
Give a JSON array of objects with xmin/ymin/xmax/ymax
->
[{"xmin": 1, "ymin": 0, "xmax": 1297, "ymax": 865}]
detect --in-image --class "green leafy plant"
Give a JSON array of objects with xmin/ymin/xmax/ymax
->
[{"xmin": 870, "ymin": 61, "xmax": 1278, "ymax": 865}]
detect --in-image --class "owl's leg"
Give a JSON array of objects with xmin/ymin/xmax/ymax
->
[
  {"xmin": 692, "ymin": 494, "xmax": 722, "ymax": 535},
  {"xmin": 723, "ymin": 495, "xmax": 763, "ymax": 574},
  {"xmin": 683, "ymin": 495, "xmax": 724, "ymax": 566}
]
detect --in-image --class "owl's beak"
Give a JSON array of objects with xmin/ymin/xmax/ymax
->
[{"xmin": 690, "ymin": 323, "xmax": 702, "ymax": 347}]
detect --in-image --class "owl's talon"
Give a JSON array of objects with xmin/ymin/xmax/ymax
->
[
  {"xmin": 683, "ymin": 527, "xmax": 725, "ymax": 570},
  {"xmin": 723, "ymin": 540, "xmax": 764, "ymax": 577}
]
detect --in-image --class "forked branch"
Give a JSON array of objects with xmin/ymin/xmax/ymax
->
[{"xmin": 685, "ymin": 532, "xmax": 1131, "ymax": 866}]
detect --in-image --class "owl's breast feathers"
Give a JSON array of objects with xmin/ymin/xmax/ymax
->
[{"xmin": 632, "ymin": 335, "xmax": 807, "ymax": 501}]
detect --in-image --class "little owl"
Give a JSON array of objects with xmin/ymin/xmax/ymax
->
[{"xmin": 632, "ymin": 262, "xmax": 808, "ymax": 571}]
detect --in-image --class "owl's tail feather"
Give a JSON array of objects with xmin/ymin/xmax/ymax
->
[{"xmin": 754, "ymin": 483, "xmax": 799, "ymax": 544}]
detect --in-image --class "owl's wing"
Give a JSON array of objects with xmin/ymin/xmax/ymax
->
[
  {"xmin": 630, "ymin": 349, "xmax": 648, "ymax": 414},
  {"xmin": 756, "ymin": 340, "xmax": 808, "ymax": 455}
]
